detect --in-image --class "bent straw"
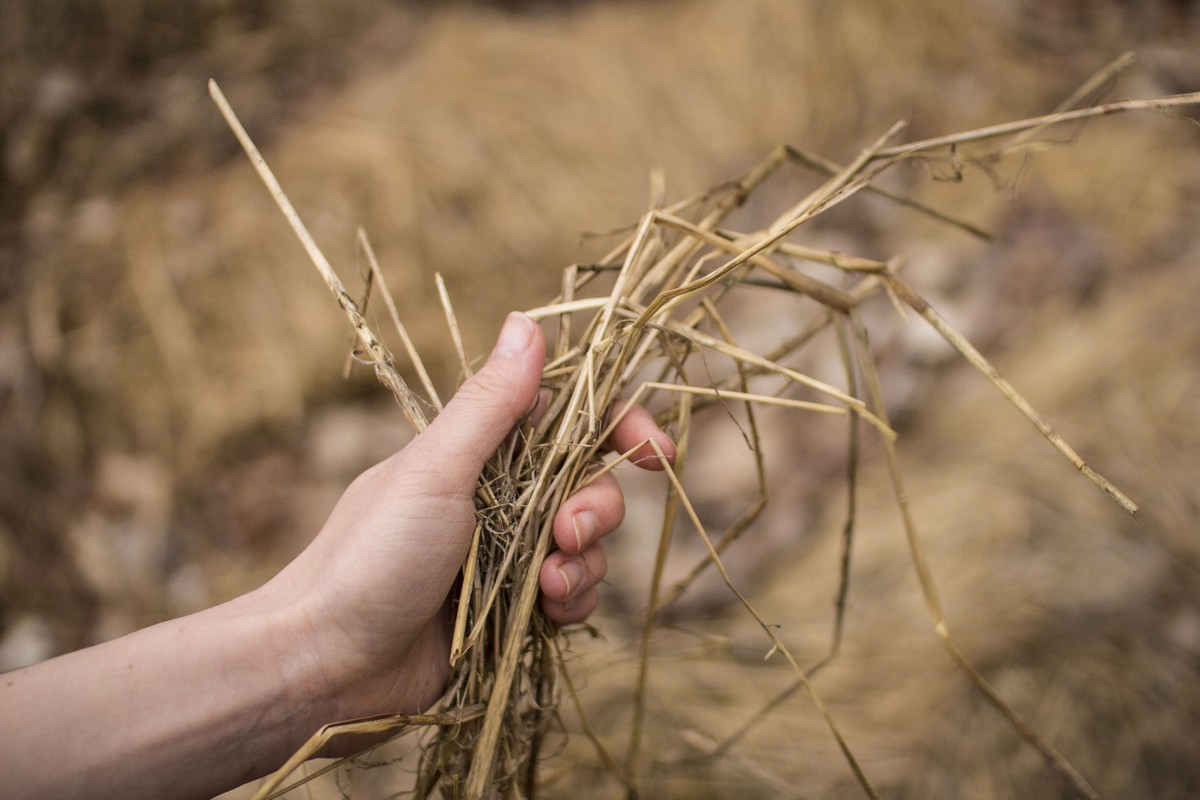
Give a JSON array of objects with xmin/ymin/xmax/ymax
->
[
  {"xmin": 873, "ymin": 91, "xmax": 1200, "ymax": 158},
  {"xmin": 208, "ymin": 79, "xmax": 428, "ymax": 432},
  {"xmin": 884, "ymin": 273, "xmax": 1137, "ymax": 516}
]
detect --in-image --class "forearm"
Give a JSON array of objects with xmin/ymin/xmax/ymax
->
[{"xmin": 0, "ymin": 587, "xmax": 327, "ymax": 800}]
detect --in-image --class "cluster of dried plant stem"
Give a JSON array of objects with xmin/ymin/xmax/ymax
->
[{"xmin": 210, "ymin": 68, "xmax": 1200, "ymax": 799}]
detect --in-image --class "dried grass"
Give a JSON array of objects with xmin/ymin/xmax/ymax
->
[{"xmin": 209, "ymin": 69, "xmax": 1200, "ymax": 799}]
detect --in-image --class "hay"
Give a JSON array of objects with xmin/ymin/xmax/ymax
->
[{"xmin": 210, "ymin": 76, "xmax": 1200, "ymax": 799}]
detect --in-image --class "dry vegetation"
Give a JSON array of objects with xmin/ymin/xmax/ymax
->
[{"xmin": 4, "ymin": 1, "xmax": 1200, "ymax": 798}]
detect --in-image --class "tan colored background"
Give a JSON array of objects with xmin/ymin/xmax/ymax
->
[{"xmin": 3, "ymin": 1, "xmax": 1200, "ymax": 797}]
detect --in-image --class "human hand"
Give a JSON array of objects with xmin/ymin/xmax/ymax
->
[{"xmin": 266, "ymin": 312, "xmax": 674, "ymax": 726}]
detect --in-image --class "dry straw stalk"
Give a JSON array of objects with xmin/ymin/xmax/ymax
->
[{"xmin": 210, "ymin": 68, "xmax": 1199, "ymax": 799}]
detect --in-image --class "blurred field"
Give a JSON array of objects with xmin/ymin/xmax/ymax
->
[{"xmin": 3, "ymin": 0, "xmax": 1200, "ymax": 797}]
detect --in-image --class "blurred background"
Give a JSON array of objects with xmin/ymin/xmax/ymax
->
[{"xmin": 3, "ymin": 0, "xmax": 1200, "ymax": 797}]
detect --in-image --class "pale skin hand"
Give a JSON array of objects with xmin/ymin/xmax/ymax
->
[{"xmin": 0, "ymin": 312, "xmax": 674, "ymax": 800}]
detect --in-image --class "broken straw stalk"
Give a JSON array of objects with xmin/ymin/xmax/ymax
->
[{"xmin": 208, "ymin": 76, "xmax": 1197, "ymax": 799}]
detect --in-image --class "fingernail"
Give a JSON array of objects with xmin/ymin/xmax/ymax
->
[
  {"xmin": 493, "ymin": 312, "xmax": 534, "ymax": 358},
  {"xmin": 556, "ymin": 560, "xmax": 586, "ymax": 596},
  {"xmin": 572, "ymin": 510, "xmax": 599, "ymax": 552}
]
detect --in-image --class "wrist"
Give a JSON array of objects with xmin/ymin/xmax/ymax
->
[
  {"xmin": 244, "ymin": 580, "xmax": 453, "ymax": 767},
  {"xmin": 235, "ymin": 580, "xmax": 342, "ymax": 752}
]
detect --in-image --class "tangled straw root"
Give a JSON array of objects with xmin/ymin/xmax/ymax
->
[{"xmin": 210, "ymin": 68, "xmax": 1200, "ymax": 799}]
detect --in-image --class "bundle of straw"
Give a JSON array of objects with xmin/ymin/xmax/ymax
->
[{"xmin": 210, "ymin": 74, "xmax": 1200, "ymax": 799}]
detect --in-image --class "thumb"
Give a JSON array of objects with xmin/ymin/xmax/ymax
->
[{"xmin": 407, "ymin": 312, "xmax": 544, "ymax": 490}]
